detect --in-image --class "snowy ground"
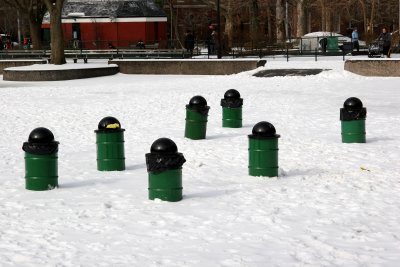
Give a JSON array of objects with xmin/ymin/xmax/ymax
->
[{"xmin": 0, "ymin": 56, "xmax": 399, "ymax": 266}]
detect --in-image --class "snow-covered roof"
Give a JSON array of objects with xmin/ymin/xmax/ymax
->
[
  {"xmin": 62, "ymin": 0, "xmax": 166, "ymax": 18},
  {"xmin": 303, "ymin": 32, "xmax": 343, "ymax": 38}
]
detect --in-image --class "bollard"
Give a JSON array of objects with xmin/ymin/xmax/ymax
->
[
  {"xmin": 340, "ymin": 97, "xmax": 367, "ymax": 143},
  {"xmin": 95, "ymin": 116, "xmax": 125, "ymax": 171},
  {"xmin": 22, "ymin": 127, "xmax": 59, "ymax": 190},
  {"xmin": 221, "ymin": 89, "xmax": 243, "ymax": 128},
  {"xmin": 184, "ymin": 95, "xmax": 210, "ymax": 140},
  {"xmin": 248, "ymin": 121, "xmax": 280, "ymax": 177},
  {"xmin": 145, "ymin": 138, "xmax": 186, "ymax": 202}
]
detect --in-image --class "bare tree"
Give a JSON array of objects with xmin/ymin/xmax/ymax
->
[
  {"xmin": 43, "ymin": 0, "xmax": 65, "ymax": 64},
  {"xmin": 175, "ymin": 0, "xmax": 399, "ymax": 47},
  {"xmin": 344, "ymin": 0, "xmax": 365, "ymax": 33},
  {"xmin": 166, "ymin": 0, "xmax": 175, "ymax": 47},
  {"xmin": 357, "ymin": 0, "xmax": 368, "ymax": 33},
  {"xmin": 0, "ymin": 4, "xmax": 18, "ymax": 35},
  {"xmin": 369, "ymin": 0, "xmax": 377, "ymax": 33},
  {"xmin": 198, "ymin": 0, "xmax": 255, "ymax": 49},
  {"xmin": 317, "ymin": 0, "xmax": 326, "ymax": 31},
  {"xmin": 295, "ymin": 0, "xmax": 307, "ymax": 37},
  {"xmin": 265, "ymin": 2, "xmax": 273, "ymax": 40},
  {"xmin": 2, "ymin": 0, "xmax": 47, "ymax": 49},
  {"xmin": 276, "ymin": 0, "xmax": 285, "ymax": 42},
  {"xmin": 249, "ymin": 0, "xmax": 260, "ymax": 47}
]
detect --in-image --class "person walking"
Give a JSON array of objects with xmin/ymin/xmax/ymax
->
[
  {"xmin": 5, "ymin": 38, "xmax": 12, "ymax": 49},
  {"xmin": 184, "ymin": 30, "xmax": 195, "ymax": 57},
  {"xmin": 352, "ymin": 27, "xmax": 359, "ymax": 52},
  {"xmin": 211, "ymin": 30, "xmax": 218, "ymax": 54},
  {"xmin": 319, "ymin": 38, "xmax": 327, "ymax": 53},
  {"xmin": 378, "ymin": 27, "xmax": 392, "ymax": 58}
]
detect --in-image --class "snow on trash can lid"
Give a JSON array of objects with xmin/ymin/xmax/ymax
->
[{"xmin": 95, "ymin": 116, "xmax": 125, "ymax": 133}]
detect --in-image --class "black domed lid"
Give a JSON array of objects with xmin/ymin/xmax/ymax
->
[
  {"xmin": 224, "ymin": 89, "xmax": 240, "ymax": 99},
  {"xmin": 343, "ymin": 97, "xmax": 363, "ymax": 110},
  {"xmin": 250, "ymin": 121, "xmax": 280, "ymax": 138},
  {"xmin": 98, "ymin": 116, "xmax": 122, "ymax": 130},
  {"xmin": 150, "ymin": 138, "xmax": 178, "ymax": 154},
  {"xmin": 189, "ymin": 95, "xmax": 207, "ymax": 107},
  {"xmin": 28, "ymin": 127, "xmax": 55, "ymax": 143}
]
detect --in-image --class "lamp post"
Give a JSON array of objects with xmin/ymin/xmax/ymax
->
[{"xmin": 217, "ymin": 0, "xmax": 222, "ymax": 59}]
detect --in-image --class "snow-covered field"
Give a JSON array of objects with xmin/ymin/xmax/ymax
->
[{"xmin": 0, "ymin": 57, "xmax": 399, "ymax": 266}]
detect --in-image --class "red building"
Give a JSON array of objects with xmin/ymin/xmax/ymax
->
[{"xmin": 42, "ymin": 0, "xmax": 167, "ymax": 49}]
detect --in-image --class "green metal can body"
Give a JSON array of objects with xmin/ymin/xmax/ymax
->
[
  {"xmin": 185, "ymin": 109, "xmax": 208, "ymax": 140},
  {"xmin": 248, "ymin": 138, "xmax": 279, "ymax": 177},
  {"xmin": 25, "ymin": 152, "xmax": 58, "ymax": 191},
  {"xmin": 96, "ymin": 131, "xmax": 125, "ymax": 171},
  {"xmin": 148, "ymin": 168, "xmax": 183, "ymax": 202},
  {"xmin": 222, "ymin": 107, "xmax": 242, "ymax": 128},
  {"xmin": 341, "ymin": 119, "xmax": 366, "ymax": 143},
  {"xmin": 326, "ymin": 36, "xmax": 339, "ymax": 51}
]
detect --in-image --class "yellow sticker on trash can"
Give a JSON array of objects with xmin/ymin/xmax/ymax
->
[{"xmin": 106, "ymin": 123, "xmax": 120, "ymax": 129}]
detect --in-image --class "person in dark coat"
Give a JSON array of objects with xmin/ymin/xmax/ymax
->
[
  {"xmin": 378, "ymin": 27, "xmax": 392, "ymax": 58},
  {"xmin": 319, "ymin": 38, "xmax": 327, "ymax": 53},
  {"xmin": 5, "ymin": 39, "xmax": 12, "ymax": 49},
  {"xmin": 184, "ymin": 30, "xmax": 195, "ymax": 56},
  {"xmin": 207, "ymin": 25, "xmax": 215, "ymax": 54},
  {"xmin": 135, "ymin": 40, "xmax": 145, "ymax": 49}
]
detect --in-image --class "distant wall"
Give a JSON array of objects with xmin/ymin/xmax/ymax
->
[
  {"xmin": 110, "ymin": 60, "xmax": 265, "ymax": 75},
  {"xmin": 344, "ymin": 60, "xmax": 400, "ymax": 76},
  {"xmin": 0, "ymin": 60, "xmax": 47, "ymax": 74}
]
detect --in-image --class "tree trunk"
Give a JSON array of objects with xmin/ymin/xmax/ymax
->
[
  {"xmin": 319, "ymin": 0, "xmax": 326, "ymax": 31},
  {"xmin": 296, "ymin": 0, "xmax": 306, "ymax": 37},
  {"xmin": 370, "ymin": 0, "xmax": 376, "ymax": 34},
  {"xmin": 44, "ymin": 0, "xmax": 66, "ymax": 64},
  {"xmin": 224, "ymin": 13, "xmax": 234, "ymax": 49},
  {"xmin": 325, "ymin": 9, "xmax": 331, "ymax": 32},
  {"xmin": 250, "ymin": 0, "xmax": 260, "ymax": 47},
  {"xmin": 2, "ymin": 0, "xmax": 47, "ymax": 49},
  {"xmin": 267, "ymin": 6, "xmax": 272, "ymax": 41},
  {"xmin": 276, "ymin": 0, "xmax": 285, "ymax": 42},
  {"xmin": 168, "ymin": 0, "xmax": 174, "ymax": 48},
  {"xmin": 28, "ymin": 18, "xmax": 43, "ymax": 50},
  {"xmin": 357, "ymin": 0, "xmax": 367, "ymax": 34},
  {"xmin": 336, "ymin": 13, "xmax": 341, "ymax": 32}
]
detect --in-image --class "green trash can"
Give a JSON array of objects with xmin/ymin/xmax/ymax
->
[
  {"xmin": 327, "ymin": 36, "xmax": 338, "ymax": 51},
  {"xmin": 146, "ymin": 138, "xmax": 186, "ymax": 202},
  {"xmin": 340, "ymin": 97, "xmax": 367, "ymax": 143},
  {"xmin": 248, "ymin": 121, "xmax": 280, "ymax": 177},
  {"xmin": 95, "ymin": 116, "xmax": 126, "ymax": 171},
  {"xmin": 22, "ymin": 127, "xmax": 59, "ymax": 191},
  {"xmin": 221, "ymin": 89, "xmax": 243, "ymax": 128},
  {"xmin": 184, "ymin": 95, "xmax": 210, "ymax": 140}
]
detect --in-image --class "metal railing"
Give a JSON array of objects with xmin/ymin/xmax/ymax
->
[{"xmin": 0, "ymin": 36, "xmax": 371, "ymax": 61}]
